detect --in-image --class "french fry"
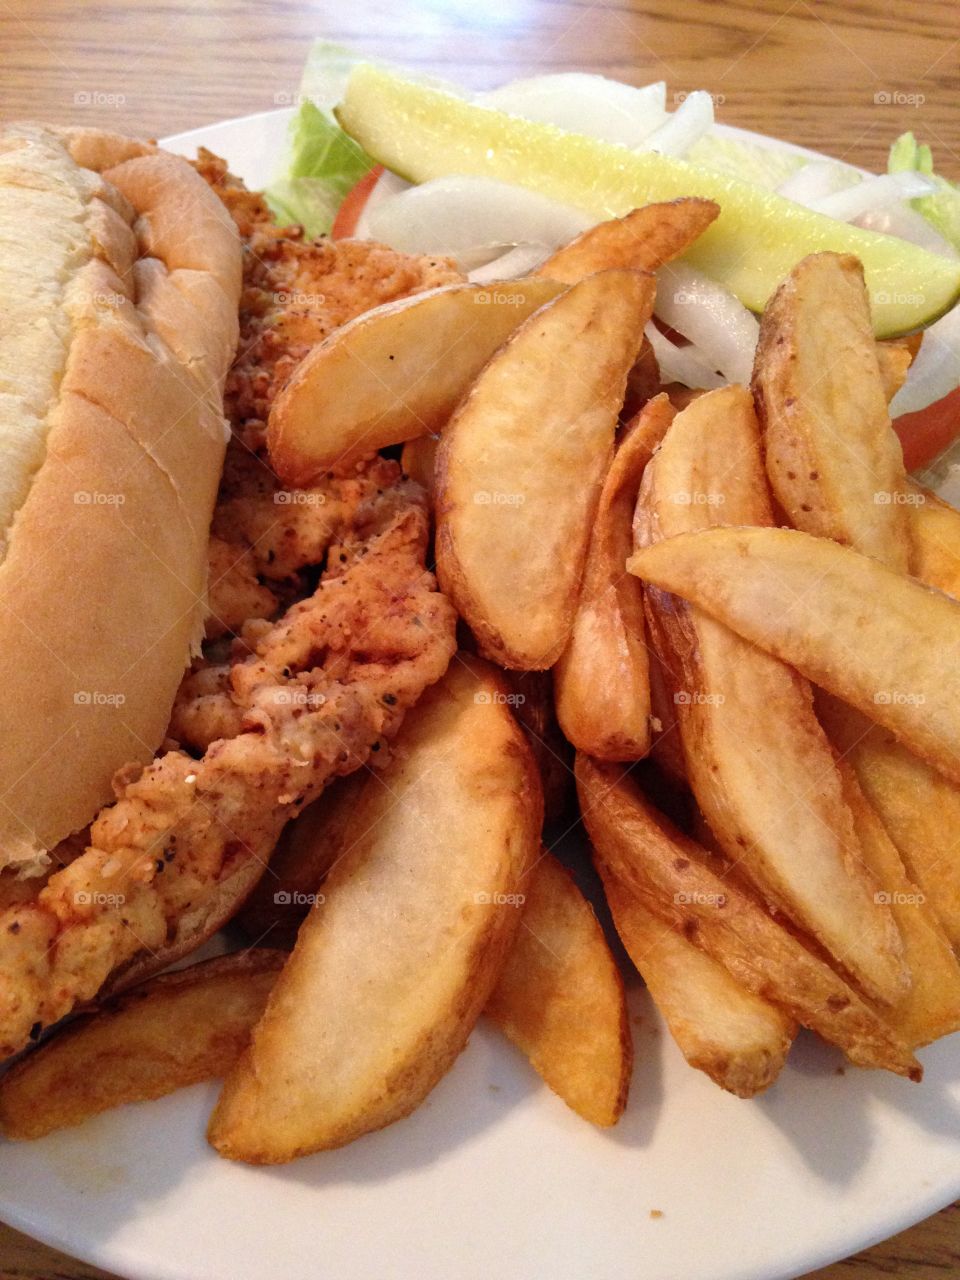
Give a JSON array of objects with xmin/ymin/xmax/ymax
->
[
  {"xmin": 437, "ymin": 270, "xmax": 654, "ymax": 669},
  {"xmin": 629, "ymin": 526, "xmax": 960, "ymax": 787},
  {"xmin": 645, "ymin": 641, "xmax": 688, "ymax": 785},
  {"xmin": 600, "ymin": 867, "xmax": 795, "ymax": 1097},
  {"xmin": 0, "ymin": 951, "xmax": 283, "ymax": 1141},
  {"xmin": 838, "ymin": 762, "xmax": 960, "ymax": 1048},
  {"xmin": 209, "ymin": 655, "xmax": 542, "ymax": 1163},
  {"xmin": 753, "ymin": 269, "xmax": 960, "ymax": 1010},
  {"xmin": 752, "ymin": 253, "xmax": 909, "ymax": 570},
  {"xmin": 554, "ymin": 393, "xmax": 676, "ymax": 760},
  {"xmin": 268, "ymin": 277, "xmax": 565, "ymax": 483},
  {"xmin": 623, "ymin": 336, "xmax": 661, "ymax": 417},
  {"xmin": 237, "ymin": 773, "xmax": 368, "ymax": 944},
  {"xmin": 634, "ymin": 387, "xmax": 907, "ymax": 1005},
  {"xmin": 876, "ymin": 338, "xmax": 914, "ymax": 403},
  {"xmin": 487, "ymin": 852, "xmax": 631, "ymax": 1126},
  {"xmin": 538, "ymin": 199, "xmax": 719, "ymax": 283},
  {"xmin": 906, "ymin": 480, "xmax": 960, "ymax": 599},
  {"xmin": 818, "ymin": 691, "xmax": 960, "ymax": 949},
  {"xmin": 502, "ymin": 669, "xmax": 574, "ymax": 823},
  {"xmin": 576, "ymin": 755, "xmax": 921, "ymax": 1080},
  {"xmin": 401, "ymin": 432, "xmax": 439, "ymax": 502},
  {"xmin": 661, "ymin": 384, "xmax": 706, "ymax": 413}
]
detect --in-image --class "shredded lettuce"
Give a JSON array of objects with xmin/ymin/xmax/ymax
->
[
  {"xmin": 889, "ymin": 132, "xmax": 960, "ymax": 252},
  {"xmin": 264, "ymin": 99, "xmax": 374, "ymax": 237}
]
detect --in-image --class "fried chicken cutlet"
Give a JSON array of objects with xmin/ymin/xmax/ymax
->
[{"xmin": 0, "ymin": 154, "xmax": 459, "ymax": 1058}]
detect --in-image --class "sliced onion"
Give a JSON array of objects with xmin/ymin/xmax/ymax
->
[
  {"xmin": 654, "ymin": 262, "xmax": 759, "ymax": 386},
  {"xmin": 855, "ymin": 205, "xmax": 957, "ymax": 257},
  {"xmin": 891, "ymin": 304, "xmax": 960, "ymax": 416},
  {"xmin": 365, "ymin": 176, "xmax": 592, "ymax": 265},
  {"xmin": 776, "ymin": 160, "xmax": 858, "ymax": 206},
  {"xmin": 638, "ymin": 91, "xmax": 715, "ymax": 157},
  {"xmin": 479, "ymin": 73, "xmax": 667, "ymax": 148},
  {"xmin": 645, "ymin": 322, "xmax": 725, "ymax": 391},
  {"xmin": 467, "ymin": 243, "xmax": 552, "ymax": 283},
  {"xmin": 806, "ymin": 172, "xmax": 936, "ymax": 221},
  {"xmin": 775, "ymin": 165, "xmax": 955, "ymax": 255},
  {"xmin": 352, "ymin": 168, "xmax": 409, "ymax": 240}
]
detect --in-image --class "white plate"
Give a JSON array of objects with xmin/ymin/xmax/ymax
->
[{"xmin": 2, "ymin": 109, "xmax": 958, "ymax": 1280}]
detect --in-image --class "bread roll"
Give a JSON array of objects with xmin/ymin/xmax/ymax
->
[{"xmin": 0, "ymin": 124, "xmax": 241, "ymax": 872}]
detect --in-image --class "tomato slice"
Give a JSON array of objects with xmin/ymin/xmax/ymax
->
[
  {"xmin": 894, "ymin": 385, "xmax": 960, "ymax": 472},
  {"xmin": 330, "ymin": 164, "xmax": 384, "ymax": 239}
]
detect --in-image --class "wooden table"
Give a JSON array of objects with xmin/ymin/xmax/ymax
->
[{"xmin": 0, "ymin": 1, "xmax": 957, "ymax": 1276}]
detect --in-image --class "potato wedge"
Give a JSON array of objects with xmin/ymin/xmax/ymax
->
[
  {"xmin": 0, "ymin": 951, "xmax": 283, "ymax": 1140},
  {"xmin": 877, "ymin": 338, "xmax": 914, "ymax": 403},
  {"xmin": 906, "ymin": 480, "xmax": 960, "ymax": 599},
  {"xmin": 629, "ymin": 526, "xmax": 960, "ymax": 786},
  {"xmin": 437, "ymin": 270, "xmax": 654, "ymax": 669},
  {"xmin": 634, "ymin": 388, "xmax": 906, "ymax": 1005},
  {"xmin": 237, "ymin": 773, "xmax": 368, "ymax": 944},
  {"xmin": 502, "ymin": 669, "xmax": 574, "ymax": 823},
  {"xmin": 576, "ymin": 755, "xmax": 920, "ymax": 1079},
  {"xmin": 209, "ymin": 654, "xmax": 542, "ymax": 1163},
  {"xmin": 623, "ymin": 336, "xmax": 662, "ymax": 418},
  {"xmin": 555, "ymin": 393, "xmax": 675, "ymax": 760},
  {"xmin": 401, "ymin": 432, "xmax": 439, "ymax": 502},
  {"xmin": 600, "ymin": 868, "xmax": 795, "ymax": 1097},
  {"xmin": 268, "ymin": 277, "xmax": 565, "ymax": 483},
  {"xmin": 486, "ymin": 852, "xmax": 631, "ymax": 1126},
  {"xmin": 752, "ymin": 253, "xmax": 909, "ymax": 570},
  {"xmin": 838, "ymin": 762, "xmax": 960, "ymax": 1048},
  {"xmin": 818, "ymin": 691, "xmax": 960, "ymax": 949},
  {"xmin": 645, "ymin": 642, "xmax": 688, "ymax": 785},
  {"xmin": 538, "ymin": 199, "xmax": 719, "ymax": 283}
]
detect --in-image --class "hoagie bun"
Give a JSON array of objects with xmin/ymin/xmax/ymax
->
[{"xmin": 0, "ymin": 124, "xmax": 241, "ymax": 871}]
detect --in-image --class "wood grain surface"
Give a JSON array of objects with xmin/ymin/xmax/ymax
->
[{"xmin": 1, "ymin": 1, "xmax": 958, "ymax": 1278}]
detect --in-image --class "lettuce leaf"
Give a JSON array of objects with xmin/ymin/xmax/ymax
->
[
  {"xmin": 889, "ymin": 131, "xmax": 960, "ymax": 252},
  {"xmin": 264, "ymin": 100, "xmax": 374, "ymax": 237}
]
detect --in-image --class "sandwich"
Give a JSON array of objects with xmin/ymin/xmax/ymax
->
[{"xmin": 0, "ymin": 125, "xmax": 458, "ymax": 1058}]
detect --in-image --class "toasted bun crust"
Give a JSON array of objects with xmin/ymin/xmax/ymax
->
[{"xmin": 0, "ymin": 124, "xmax": 241, "ymax": 872}]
